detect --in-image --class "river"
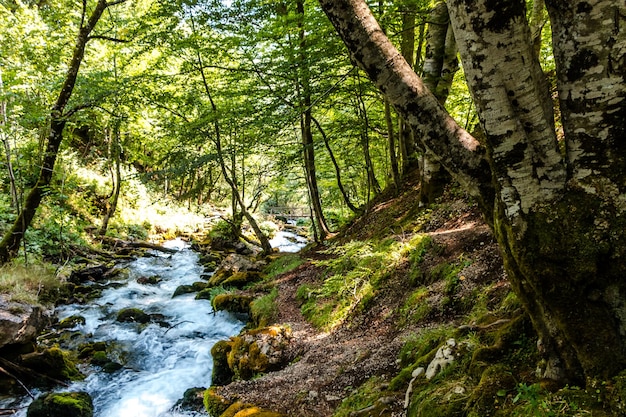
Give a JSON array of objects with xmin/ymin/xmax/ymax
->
[
  {"xmin": 1, "ymin": 230, "xmax": 306, "ymax": 416},
  {"xmin": 2, "ymin": 239, "xmax": 244, "ymax": 417}
]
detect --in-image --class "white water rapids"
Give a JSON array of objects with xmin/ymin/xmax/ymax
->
[
  {"xmin": 3, "ymin": 239, "xmax": 245, "ymax": 417},
  {"xmin": 1, "ymin": 231, "xmax": 306, "ymax": 416}
]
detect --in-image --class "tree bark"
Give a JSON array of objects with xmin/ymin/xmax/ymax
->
[
  {"xmin": 99, "ymin": 122, "xmax": 122, "ymax": 236},
  {"xmin": 319, "ymin": 0, "xmax": 626, "ymax": 382},
  {"xmin": 318, "ymin": 0, "xmax": 494, "ymax": 216},
  {"xmin": 419, "ymin": 1, "xmax": 458, "ymax": 205},
  {"xmin": 296, "ymin": 0, "xmax": 331, "ymax": 240},
  {"xmin": 0, "ymin": 0, "xmax": 114, "ymax": 264},
  {"xmin": 312, "ymin": 116, "xmax": 360, "ymax": 213}
]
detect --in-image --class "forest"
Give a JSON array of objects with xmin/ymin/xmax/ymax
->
[{"xmin": 2, "ymin": 0, "xmax": 626, "ymax": 416}]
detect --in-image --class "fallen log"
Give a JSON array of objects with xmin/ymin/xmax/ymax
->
[{"xmin": 100, "ymin": 237, "xmax": 178, "ymax": 254}]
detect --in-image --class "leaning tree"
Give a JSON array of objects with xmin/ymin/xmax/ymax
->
[{"xmin": 319, "ymin": 0, "xmax": 626, "ymax": 383}]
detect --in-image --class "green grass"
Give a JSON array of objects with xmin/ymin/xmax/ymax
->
[{"xmin": 0, "ymin": 262, "xmax": 62, "ymax": 305}]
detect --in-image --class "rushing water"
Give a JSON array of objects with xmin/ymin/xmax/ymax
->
[
  {"xmin": 1, "ymin": 231, "xmax": 307, "ymax": 416},
  {"xmin": 2, "ymin": 239, "xmax": 245, "ymax": 417}
]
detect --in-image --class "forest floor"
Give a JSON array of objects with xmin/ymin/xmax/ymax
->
[{"xmin": 214, "ymin": 175, "xmax": 512, "ymax": 416}]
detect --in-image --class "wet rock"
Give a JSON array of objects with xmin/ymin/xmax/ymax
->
[
  {"xmin": 212, "ymin": 294, "xmax": 254, "ymax": 315},
  {"xmin": 27, "ymin": 391, "xmax": 93, "ymax": 417},
  {"xmin": 20, "ymin": 347, "xmax": 83, "ymax": 381},
  {"xmin": 58, "ymin": 315, "xmax": 86, "ymax": 329},
  {"xmin": 68, "ymin": 265, "xmax": 112, "ymax": 284},
  {"xmin": 173, "ymin": 285, "xmax": 195, "ymax": 298},
  {"xmin": 137, "ymin": 275, "xmax": 162, "ymax": 285},
  {"xmin": 0, "ymin": 295, "xmax": 49, "ymax": 349},
  {"xmin": 173, "ymin": 387, "xmax": 205, "ymax": 413},
  {"xmin": 116, "ymin": 308, "xmax": 150, "ymax": 324}
]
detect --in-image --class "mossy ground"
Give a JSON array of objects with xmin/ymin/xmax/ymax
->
[{"xmin": 207, "ymin": 178, "xmax": 626, "ymax": 416}]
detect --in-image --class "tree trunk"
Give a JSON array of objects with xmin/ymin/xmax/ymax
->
[
  {"xmin": 384, "ymin": 98, "xmax": 400, "ymax": 192},
  {"xmin": 296, "ymin": 0, "xmax": 331, "ymax": 240},
  {"xmin": 418, "ymin": 1, "xmax": 458, "ymax": 205},
  {"xmin": 0, "ymin": 0, "xmax": 113, "ymax": 264},
  {"xmin": 355, "ymin": 73, "xmax": 381, "ymax": 195},
  {"xmin": 319, "ymin": 0, "xmax": 626, "ymax": 383},
  {"xmin": 193, "ymin": 33, "xmax": 273, "ymax": 255},
  {"xmin": 0, "ymin": 70, "xmax": 19, "ymax": 210},
  {"xmin": 99, "ymin": 122, "xmax": 122, "ymax": 236},
  {"xmin": 312, "ymin": 116, "xmax": 360, "ymax": 213},
  {"xmin": 398, "ymin": 1, "xmax": 420, "ymax": 173}
]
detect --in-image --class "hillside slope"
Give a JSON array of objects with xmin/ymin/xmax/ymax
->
[{"xmin": 207, "ymin": 174, "xmax": 550, "ymax": 416}]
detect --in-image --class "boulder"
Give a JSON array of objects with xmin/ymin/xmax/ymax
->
[
  {"xmin": 20, "ymin": 347, "xmax": 83, "ymax": 381},
  {"xmin": 116, "ymin": 308, "xmax": 150, "ymax": 324},
  {"xmin": 0, "ymin": 295, "xmax": 48, "ymax": 349},
  {"xmin": 212, "ymin": 294, "xmax": 254, "ymax": 315},
  {"xmin": 27, "ymin": 391, "xmax": 93, "ymax": 417},
  {"xmin": 173, "ymin": 387, "xmax": 205, "ymax": 413},
  {"xmin": 212, "ymin": 326, "xmax": 294, "ymax": 382}
]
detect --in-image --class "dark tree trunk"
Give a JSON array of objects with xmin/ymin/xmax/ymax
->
[
  {"xmin": 99, "ymin": 122, "xmax": 122, "ymax": 236},
  {"xmin": 312, "ymin": 117, "xmax": 360, "ymax": 213},
  {"xmin": 297, "ymin": 0, "xmax": 331, "ymax": 240}
]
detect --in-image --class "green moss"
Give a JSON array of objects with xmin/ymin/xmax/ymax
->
[
  {"xmin": 27, "ymin": 391, "xmax": 93, "ymax": 417},
  {"xmin": 467, "ymin": 364, "xmax": 516, "ymax": 415},
  {"xmin": 250, "ymin": 288, "xmax": 278, "ymax": 328},
  {"xmin": 58, "ymin": 315, "xmax": 86, "ymax": 329},
  {"xmin": 263, "ymin": 253, "xmax": 304, "ymax": 279},
  {"xmin": 333, "ymin": 377, "xmax": 391, "ymax": 417},
  {"xmin": 222, "ymin": 271, "xmax": 264, "ymax": 289},
  {"xmin": 203, "ymin": 387, "xmax": 232, "ymax": 416},
  {"xmin": 211, "ymin": 340, "xmax": 234, "ymax": 386},
  {"xmin": 407, "ymin": 378, "xmax": 469, "ymax": 417},
  {"xmin": 398, "ymin": 287, "xmax": 431, "ymax": 326},
  {"xmin": 116, "ymin": 307, "xmax": 150, "ymax": 324},
  {"xmin": 20, "ymin": 347, "xmax": 83, "ymax": 382}
]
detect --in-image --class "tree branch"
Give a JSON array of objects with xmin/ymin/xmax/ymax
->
[{"xmin": 88, "ymin": 35, "xmax": 130, "ymax": 43}]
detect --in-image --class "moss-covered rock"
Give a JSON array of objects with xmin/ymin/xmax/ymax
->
[
  {"xmin": 20, "ymin": 347, "xmax": 83, "ymax": 381},
  {"xmin": 211, "ymin": 340, "xmax": 235, "ymax": 386},
  {"xmin": 27, "ymin": 391, "xmax": 93, "ymax": 417},
  {"xmin": 227, "ymin": 326, "xmax": 293, "ymax": 381},
  {"xmin": 173, "ymin": 387, "xmax": 205, "ymax": 413},
  {"xmin": 204, "ymin": 387, "xmax": 233, "ymax": 416},
  {"xmin": 221, "ymin": 402, "xmax": 286, "ymax": 417},
  {"xmin": 467, "ymin": 364, "xmax": 516, "ymax": 415},
  {"xmin": 407, "ymin": 378, "xmax": 469, "ymax": 417},
  {"xmin": 57, "ymin": 315, "xmax": 86, "ymax": 329},
  {"xmin": 222, "ymin": 271, "xmax": 264, "ymax": 289},
  {"xmin": 212, "ymin": 294, "xmax": 254, "ymax": 315},
  {"xmin": 136, "ymin": 275, "xmax": 162, "ymax": 285},
  {"xmin": 173, "ymin": 285, "xmax": 196, "ymax": 298},
  {"xmin": 116, "ymin": 308, "xmax": 150, "ymax": 324}
]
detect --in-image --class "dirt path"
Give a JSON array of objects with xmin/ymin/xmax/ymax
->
[{"xmin": 214, "ymin": 213, "xmax": 505, "ymax": 416}]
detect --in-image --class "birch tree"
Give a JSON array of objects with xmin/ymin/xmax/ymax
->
[{"xmin": 319, "ymin": 0, "xmax": 626, "ymax": 383}]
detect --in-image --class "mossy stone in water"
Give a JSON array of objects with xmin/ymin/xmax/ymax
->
[
  {"xmin": 116, "ymin": 307, "xmax": 150, "ymax": 324},
  {"xmin": 27, "ymin": 391, "xmax": 93, "ymax": 417},
  {"xmin": 20, "ymin": 347, "xmax": 83, "ymax": 382},
  {"xmin": 211, "ymin": 340, "xmax": 234, "ymax": 386},
  {"xmin": 58, "ymin": 315, "xmax": 86, "ymax": 329}
]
